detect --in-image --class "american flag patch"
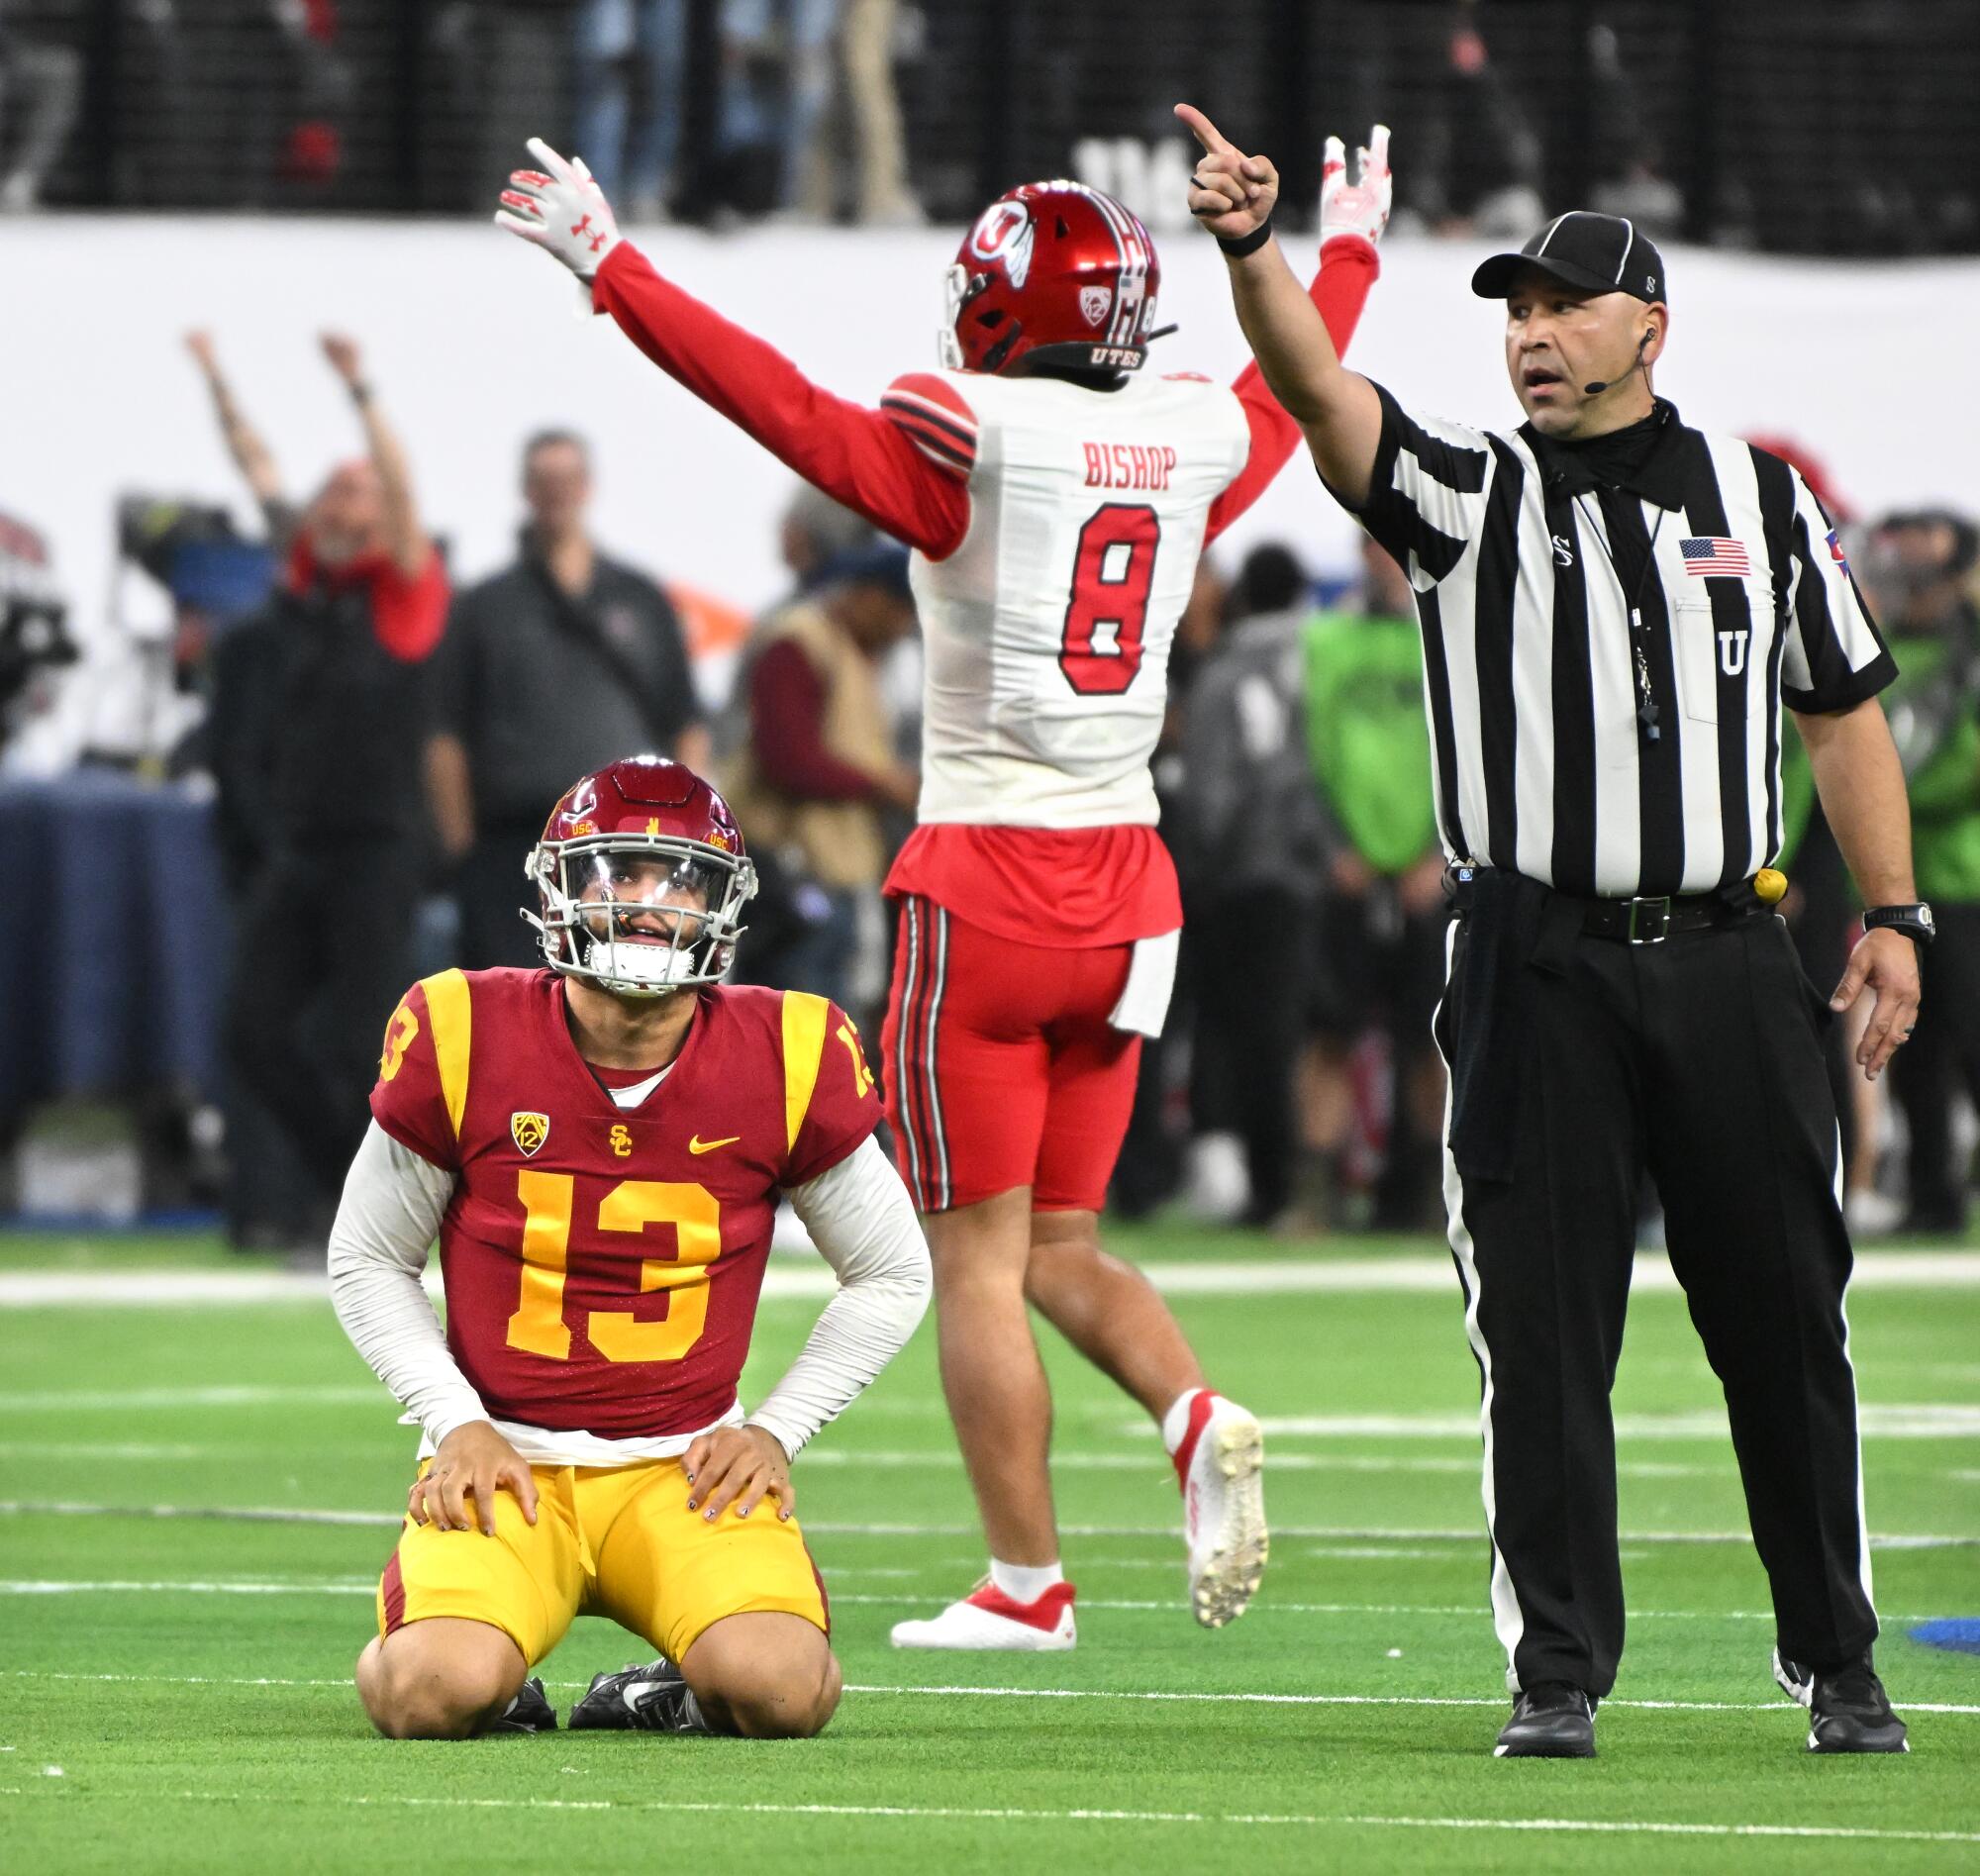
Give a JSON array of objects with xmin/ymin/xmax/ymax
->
[
  {"xmin": 1680, "ymin": 536, "xmax": 1752, "ymax": 577},
  {"xmin": 1827, "ymin": 528, "xmax": 1850, "ymax": 571}
]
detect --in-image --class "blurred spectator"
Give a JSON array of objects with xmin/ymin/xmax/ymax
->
[
  {"xmin": 573, "ymin": 0, "xmax": 685, "ymax": 220},
  {"xmin": 1179, "ymin": 544, "xmax": 1331, "ymax": 1229},
  {"xmin": 0, "ymin": 5, "xmax": 81, "ymax": 213},
  {"xmin": 0, "ymin": 510, "xmax": 77, "ymax": 762},
  {"xmin": 1864, "ymin": 510, "xmax": 1980, "ymax": 1232},
  {"xmin": 722, "ymin": 542, "xmax": 918, "ymax": 1006},
  {"xmin": 1584, "ymin": 16, "xmax": 1684, "ymax": 240},
  {"xmin": 427, "ymin": 429, "xmax": 709, "ymax": 970},
  {"xmin": 721, "ymin": 0, "xmax": 838, "ymax": 219},
  {"xmin": 185, "ymin": 331, "xmax": 298, "ymax": 552},
  {"xmin": 209, "ymin": 335, "xmax": 447, "ymax": 1243},
  {"xmin": 1405, "ymin": 1, "xmax": 1544, "ymax": 238},
  {"xmin": 1299, "ymin": 539, "xmax": 1446, "ymax": 1231},
  {"xmin": 1118, "ymin": 552, "xmax": 1226, "ymax": 1221},
  {"xmin": 840, "ymin": 0, "xmax": 918, "ymax": 224},
  {"xmin": 781, "ymin": 482, "xmax": 878, "ymax": 591}
]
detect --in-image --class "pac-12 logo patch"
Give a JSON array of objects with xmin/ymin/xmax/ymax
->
[
  {"xmin": 510, "ymin": 1111, "xmax": 549, "ymax": 1156},
  {"xmin": 968, "ymin": 200, "xmax": 1035, "ymax": 288},
  {"xmin": 1079, "ymin": 284, "xmax": 1111, "ymax": 328}
]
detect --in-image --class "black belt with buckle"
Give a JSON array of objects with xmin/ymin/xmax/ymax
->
[{"xmin": 1445, "ymin": 865, "xmax": 1762, "ymax": 945}]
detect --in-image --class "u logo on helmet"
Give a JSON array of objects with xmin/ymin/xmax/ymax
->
[{"xmin": 969, "ymin": 200, "xmax": 1035, "ymax": 288}]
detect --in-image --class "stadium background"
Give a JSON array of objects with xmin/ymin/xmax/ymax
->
[{"xmin": 1, "ymin": 3, "xmax": 1977, "ymax": 1866}]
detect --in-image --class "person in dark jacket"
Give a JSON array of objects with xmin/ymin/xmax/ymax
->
[
  {"xmin": 212, "ymin": 335, "xmax": 449, "ymax": 1231},
  {"xmin": 426, "ymin": 430, "xmax": 708, "ymax": 969}
]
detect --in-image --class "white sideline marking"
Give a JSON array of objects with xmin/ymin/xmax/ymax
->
[
  {"xmin": 2, "ymin": 1500, "xmax": 1975, "ymax": 1547},
  {"xmin": 7, "ymin": 1668, "xmax": 1977, "ymax": 1719},
  {"xmin": 5, "ymin": 1248, "xmax": 1976, "ymax": 1308},
  {"xmin": 0, "ymin": 1781, "xmax": 1974, "ymax": 1841},
  {"xmin": 0, "ymin": 1386, "xmax": 383, "ymax": 1411}
]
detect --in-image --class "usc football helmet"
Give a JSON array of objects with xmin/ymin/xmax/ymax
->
[
  {"xmin": 940, "ymin": 180, "xmax": 1165, "ymax": 377},
  {"xmin": 527, "ymin": 756, "xmax": 756, "ymax": 997}
]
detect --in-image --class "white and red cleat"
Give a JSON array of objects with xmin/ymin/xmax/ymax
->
[
  {"xmin": 1174, "ymin": 1391, "xmax": 1268, "ymax": 1628},
  {"xmin": 889, "ymin": 1580, "xmax": 1077, "ymax": 1651}
]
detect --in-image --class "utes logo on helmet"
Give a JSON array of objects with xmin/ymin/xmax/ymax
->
[
  {"xmin": 967, "ymin": 199, "xmax": 1036, "ymax": 287},
  {"xmin": 941, "ymin": 180, "xmax": 1163, "ymax": 378}
]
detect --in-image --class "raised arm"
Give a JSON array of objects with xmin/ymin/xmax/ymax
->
[
  {"xmin": 496, "ymin": 138, "xmax": 968, "ymax": 559},
  {"xmin": 185, "ymin": 331, "xmax": 286, "ymax": 520},
  {"xmin": 1206, "ymin": 126, "xmax": 1390, "ymax": 543},
  {"xmin": 1177, "ymin": 105, "xmax": 1384, "ymax": 507},
  {"xmin": 321, "ymin": 333, "xmax": 430, "ymax": 578}
]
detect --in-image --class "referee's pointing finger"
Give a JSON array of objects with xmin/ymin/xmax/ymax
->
[{"xmin": 1174, "ymin": 103, "xmax": 1235, "ymax": 156}]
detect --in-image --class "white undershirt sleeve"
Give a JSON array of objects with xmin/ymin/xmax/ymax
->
[
  {"xmin": 749, "ymin": 1135, "xmax": 933, "ymax": 1461},
  {"xmin": 327, "ymin": 1120, "xmax": 489, "ymax": 1447}
]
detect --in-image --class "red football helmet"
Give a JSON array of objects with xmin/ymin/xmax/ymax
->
[
  {"xmin": 527, "ymin": 756, "xmax": 756, "ymax": 997},
  {"xmin": 940, "ymin": 180, "xmax": 1165, "ymax": 377}
]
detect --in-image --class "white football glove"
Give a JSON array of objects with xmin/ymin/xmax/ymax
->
[
  {"xmin": 1319, "ymin": 123, "xmax": 1392, "ymax": 253},
  {"xmin": 496, "ymin": 137, "xmax": 623, "ymax": 283}
]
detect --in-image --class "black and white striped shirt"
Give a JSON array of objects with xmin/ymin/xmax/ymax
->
[{"xmin": 1342, "ymin": 387, "xmax": 1895, "ymax": 898}]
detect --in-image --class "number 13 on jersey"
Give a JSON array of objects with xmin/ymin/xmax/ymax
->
[{"xmin": 1060, "ymin": 503, "xmax": 1161, "ymax": 696}]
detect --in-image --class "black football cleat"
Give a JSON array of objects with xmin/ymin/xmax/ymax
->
[
  {"xmin": 1494, "ymin": 1682, "xmax": 1598, "ymax": 1758},
  {"xmin": 567, "ymin": 1659, "xmax": 710, "ymax": 1733},
  {"xmin": 486, "ymin": 1676, "xmax": 556, "ymax": 1733},
  {"xmin": 1773, "ymin": 1648, "xmax": 1909, "ymax": 1753}
]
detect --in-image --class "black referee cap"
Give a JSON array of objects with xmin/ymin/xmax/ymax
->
[{"xmin": 1470, "ymin": 212, "xmax": 1667, "ymax": 305}]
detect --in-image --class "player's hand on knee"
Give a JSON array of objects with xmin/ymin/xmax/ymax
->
[
  {"xmin": 684, "ymin": 1425, "xmax": 796, "ymax": 1524},
  {"xmin": 1832, "ymin": 928, "xmax": 1923, "ymax": 1081},
  {"xmin": 410, "ymin": 1422, "xmax": 539, "ymax": 1535},
  {"xmin": 1174, "ymin": 104, "xmax": 1278, "ymax": 240},
  {"xmin": 496, "ymin": 137, "xmax": 622, "ymax": 282}
]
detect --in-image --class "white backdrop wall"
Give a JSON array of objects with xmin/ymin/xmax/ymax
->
[{"xmin": 8, "ymin": 216, "xmax": 1979, "ymax": 761}]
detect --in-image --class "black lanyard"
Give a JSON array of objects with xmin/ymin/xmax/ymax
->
[{"xmin": 1575, "ymin": 495, "xmax": 1669, "ymax": 744}]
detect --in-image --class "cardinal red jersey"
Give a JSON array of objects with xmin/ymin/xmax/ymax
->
[{"xmin": 369, "ymin": 968, "xmax": 880, "ymax": 1439}]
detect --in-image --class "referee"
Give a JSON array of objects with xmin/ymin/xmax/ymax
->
[{"xmin": 1180, "ymin": 107, "xmax": 1926, "ymax": 1758}]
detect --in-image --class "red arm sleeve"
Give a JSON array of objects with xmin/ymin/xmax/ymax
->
[
  {"xmin": 591, "ymin": 244, "xmax": 970, "ymax": 559},
  {"xmin": 367, "ymin": 544, "xmax": 449, "ymax": 662},
  {"xmin": 1204, "ymin": 236, "xmax": 1379, "ymax": 546},
  {"xmin": 751, "ymin": 640, "xmax": 887, "ymax": 802}
]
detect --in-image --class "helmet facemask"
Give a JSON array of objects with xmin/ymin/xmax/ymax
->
[{"xmin": 526, "ymin": 834, "xmax": 756, "ymax": 999}]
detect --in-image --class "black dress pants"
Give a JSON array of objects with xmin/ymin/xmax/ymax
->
[
  {"xmin": 1436, "ymin": 908, "xmax": 1878, "ymax": 1697},
  {"xmin": 226, "ymin": 839, "xmax": 425, "ymax": 1205}
]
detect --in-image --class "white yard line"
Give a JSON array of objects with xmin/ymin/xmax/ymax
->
[
  {"xmin": 0, "ymin": 1780, "xmax": 1974, "ymax": 1842},
  {"xmin": 0, "ymin": 1583, "xmax": 1966, "ymax": 1632},
  {"xmin": 7, "ymin": 1667, "xmax": 1977, "ymax": 1719},
  {"xmin": 4, "ymin": 1248, "xmax": 1976, "ymax": 1308},
  {"xmin": 3, "ymin": 1499, "xmax": 1975, "ymax": 1546}
]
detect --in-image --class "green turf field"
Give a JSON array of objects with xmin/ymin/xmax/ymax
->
[{"xmin": 2, "ymin": 1226, "xmax": 1976, "ymax": 1873}]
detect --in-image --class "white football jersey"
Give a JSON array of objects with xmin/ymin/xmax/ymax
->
[{"xmin": 887, "ymin": 367, "xmax": 1251, "ymax": 828}]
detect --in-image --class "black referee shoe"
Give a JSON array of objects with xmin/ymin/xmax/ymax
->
[
  {"xmin": 486, "ymin": 1676, "xmax": 556, "ymax": 1733},
  {"xmin": 568, "ymin": 1659, "xmax": 710, "ymax": 1732},
  {"xmin": 1494, "ymin": 1682, "xmax": 1598, "ymax": 1757},
  {"xmin": 1773, "ymin": 1648, "xmax": 1909, "ymax": 1753}
]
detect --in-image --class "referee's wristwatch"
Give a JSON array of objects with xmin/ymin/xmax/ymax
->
[{"xmin": 1863, "ymin": 903, "xmax": 1936, "ymax": 946}]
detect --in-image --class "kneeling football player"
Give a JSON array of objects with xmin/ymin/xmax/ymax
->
[{"xmin": 330, "ymin": 756, "xmax": 931, "ymax": 1738}]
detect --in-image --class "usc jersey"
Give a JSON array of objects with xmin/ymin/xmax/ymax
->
[{"xmin": 368, "ymin": 967, "xmax": 880, "ymax": 1439}]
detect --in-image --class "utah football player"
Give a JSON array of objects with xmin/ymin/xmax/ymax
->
[
  {"xmin": 496, "ymin": 134, "xmax": 1392, "ymax": 1645},
  {"xmin": 330, "ymin": 756, "xmax": 929, "ymax": 1737}
]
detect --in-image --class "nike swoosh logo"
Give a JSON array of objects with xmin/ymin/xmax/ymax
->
[{"xmin": 687, "ymin": 1135, "xmax": 741, "ymax": 1155}]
